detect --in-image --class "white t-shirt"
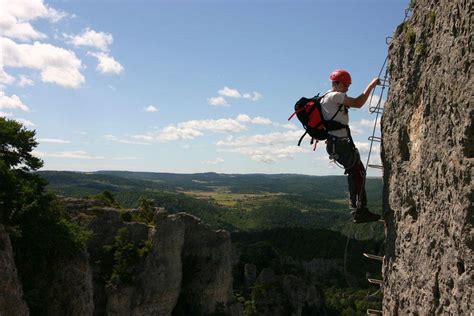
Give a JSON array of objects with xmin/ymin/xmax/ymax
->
[{"xmin": 320, "ymin": 91, "xmax": 349, "ymax": 138}]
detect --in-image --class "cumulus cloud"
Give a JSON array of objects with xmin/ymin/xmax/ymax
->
[
  {"xmin": 18, "ymin": 75, "xmax": 34, "ymax": 87},
  {"xmin": 38, "ymin": 138, "xmax": 70, "ymax": 144},
  {"xmin": 208, "ymin": 87, "xmax": 263, "ymax": 107},
  {"xmin": 207, "ymin": 96, "xmax": 229, "ymax": 107},
  {"xmin": 88, "ymin": 52, "xmax": 123, "ymax": 75},
  {"xmin": 0, "ymin": 37, "xmax": 84, "ymax": 88},
  {"xmin": 0, "ymin": 0, "xmax": 67, "ymax": 41},
  {"xmin": 0, "ymin": 91, "xmax": 29, "ymax": 111},
  {"xmin": 217, "ymin": 130, "xmax": 302, "ymax": 147},
  {"xmin": 0, "ymin": 67, "xmax": 15, "ymax": 85},
  {"xmin": 350, "ymin": 118, "xmax": 380, "ymax": 135},
  {"xmin": 202, "ymin": 157, "xmax": 224, "ymax": 165},
  {"xmin": 228, "ymin": 145, "xmax": 307, "ymax": 164},
  {"xmin": 134, "ymin": 117, "xmax": 248, "ymax": 142},
  {"xmin": 218, "ymin": 86, "xmax": 241, "ymax": 98},
  {"xmin": 34, "ymin": 150, "xmax": 104, "ymax": 159},
  {"xmin": 104, "ymin": 134, "xmax": 151, "ymax": 145},
  {"xmin": 68, "ymin": 28, "xmax": 113, "ymax": 51},
  {"xmin": 236, "ymin": 114, "xmax": 272, "ymax": 125},
  {"xmin": 144, "ymin": 105, "xmax": 159, "ymax": 112},
  {"xmin": 0, "ymin": 111, "xmax": 13, "ymax": 117},
  {"xmin": 243, "ymin": 92, "xmax": 263, "ymax": 101},
  {"xmin": 14, "ymin": 118, "xmax": 34, "ymax": 126}
]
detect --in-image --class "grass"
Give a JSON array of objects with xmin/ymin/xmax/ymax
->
[{"xmin": 180, "ymin": 190, "xmax": 287, "ymax": 209}]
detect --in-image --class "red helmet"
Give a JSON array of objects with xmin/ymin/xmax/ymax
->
[{"xmin": 329, "ymin": 69, "xmax": 352, "ymax": 85}]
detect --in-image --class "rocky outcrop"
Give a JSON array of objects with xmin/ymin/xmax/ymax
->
[
  {"xmin": 105, "ymin": 211, "xmax": 242, "ymax": 315},
  {"xmin": 46, "ymin": 252, "xmax": 94, "ymax": 316},
  {"xmin": 0, "ymin": 225, "xmax": 29, "ymax": 316},
  {"xmin": 250, "ymin": 268, "xmax": 324, "ymax": 316},
  {"xmin": 382, "ymin": 0, "xmax": 472, "ymax": 314}
]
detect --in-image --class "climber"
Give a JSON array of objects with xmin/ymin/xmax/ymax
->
[{"xmin": 321, "ymin": 69, "xmax": 381, "ymax": 223}]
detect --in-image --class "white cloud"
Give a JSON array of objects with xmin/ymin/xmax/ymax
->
[
  {"xmin": 145, "ymin": 105, "xmax": 159, "ymax": 112},
  {"xmin": 88, "ymin": 52, "xmax": 123, "ymax": 75},
  {"xmin": 104, "ymin": 134, "xmax": 151, "ymax": 145},
  {"xmin": 68, "ymin": 28, "xmax": 113, "ymax": 51},
  {"xmin": 33, "ymin": 150, "xmax": 104, "ymax": 159},
  {"xmin": 18, "ymin": 75, "xmax": 34, "ymax": 87},
  {"xmin": 236, "ymin": 114, "xmax": 272, "ymax": 125},
  {"xmin": 218, "ymin": 86, "xmax": 241, "ymax": 98},
  {"xmin": 350, "ymin": 118, "xmax": 380, "ymax": 135},
  {"xmin": 228, "ymin": 145, "xmax": 307, "ymax": 163},
  {"xmin": 207, "ymin": 96, "xmax": 229, "ymax": 107},
  {"xmin": 0, "ymin": 37, "xmax": 84, "ymax": 88},
  {"xmin": 133, "ymin": 117, "xmax": 247, "ymax": 142},
  {"xmin": 0, "ymin": 67, "xmax": 15, "ymax": 85},
  {"xmin": 0, "ymin": 91, "xmax": 29, "ymax": 111},
  {"xmin": 38, "ymin": 138, "xmax": 70, "ymax": 144},
  {"xmin": 0, "ymin": 111, "xmax": 13, "ymax": 117},
  {"xmin": 276, "ymin": 122, "xmax": 298, "ymax": 130},
  {"xmin": 217, "ymin": 130, "xmax": 302, "ymax": 147},
  {"xmin": 0, "ymin": 0, "xmax": 67, "ymax": 41},
  {"xmin": 14, "ymin": 118, "xmax": 34, "ymax": 126},
  {"xmin": 202, "ymin": 157, "xmax": 224, "ymax": 165},
  {"xmin": 243, "ymin": 92, "xmax": 263, "ymax": 101}
]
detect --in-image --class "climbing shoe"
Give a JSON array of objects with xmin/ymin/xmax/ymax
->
[{"xmin": 352, "ymin": 207, "xmax": 381, "ymax": 223}]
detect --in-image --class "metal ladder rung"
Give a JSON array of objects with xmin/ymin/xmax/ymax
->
[
  {"xmin": 368, "ymin": 164, "xmax": 383, "ymax": 170},
  {"xmin": 386, "ymin": 36, "xmax": 393, "ymax": 45},
  {"xmin": 363, "ymin": 253, "xmax": 384, "ymax": 261},
  {"xmin": 368, "ymin": 136, "xmax": 382, "ymax": 142},
  {"xmin": 367, "ymin": 309, "xmax": 383, "ymax": 315},
  {"xmin": 368, "ymin": 278, "xmax": 383, "ymax": 285},
  {"xmin": 369, "ymin": 107, "xmax": 384, "ymax": 115}
]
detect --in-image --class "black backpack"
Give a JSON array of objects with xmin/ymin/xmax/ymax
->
[{"xmin": 288, "ymin": 93, "xmax": 348, "ymax": 147}]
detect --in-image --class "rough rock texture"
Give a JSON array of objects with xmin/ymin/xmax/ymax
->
[
  {"xmin": 106, "ymin": 210, "xmax": 185, "ymax": 316},
  {"xmin": 105, "ymin": 211, "xmax": 242, "ymax": 315},
  {"xmin": 382, "ymin": 0, "xmax": 473, "ymax": 314},
  {"xmin": 46, "ymin": 252, "xmax": 94, "ymax": 316},
  {"xmin": 0, "ymin": 225, "xmax": 29, "ymax": 316},
  {"xmin": 251, "ymin": 268, "xmax": 324, "ymax": 316}
]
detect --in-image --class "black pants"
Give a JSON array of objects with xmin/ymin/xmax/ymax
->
[{"xmin": 326, "ymin": 136, "xmax": 367, "ymax": 209}]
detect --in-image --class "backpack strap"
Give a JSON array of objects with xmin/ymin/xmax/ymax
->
[{"xmin": 297, "ymin": 131, "xmax": 308, "ymax": 146}]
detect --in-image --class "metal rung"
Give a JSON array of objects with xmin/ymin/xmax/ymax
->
[
  {"xmin": 386, "ymin": 36, "xmax": 392, "ymax": 45},
  {"xmin": 369, "ymin": 107, "xmax": 384, "ymax": 114},
  {"xmin": 367, "ymin": 309, "xmax": 382, "ymax": 315},
  {"xmin": 368, "ymin": 278, "xmax": 383, "ymax": 285},
  {"xmin": 363, "ymin": 253, "xmax": 384, "ymax": 261},
  {"xmin": 368, "ymin": 136, "xmax": 381, "ymax": 142},
  {"xmin": 368, "ymin": 164, "xmax": 383, "ymax": 170},
  {"xmin": 367, "ymin": 289, "xmax": 383, "ymax": 302}
]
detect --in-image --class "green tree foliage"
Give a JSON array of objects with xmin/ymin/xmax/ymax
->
[{"xmin": 0, "ymin": 118, "xmax": 91, "ymax": 314}]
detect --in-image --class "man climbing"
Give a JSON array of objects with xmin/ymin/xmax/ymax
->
[{"xmin": 321, "ymin": 69, "xmax": 381, "ymax": 223}]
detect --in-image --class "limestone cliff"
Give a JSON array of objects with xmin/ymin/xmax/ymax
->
[
  {"xmin": 0, "ymin": 225, "xmax": 29, "ymax": 316},
  {"xmin": 382, "ymin": 0, "xmax": 473, "ymax": 314}
]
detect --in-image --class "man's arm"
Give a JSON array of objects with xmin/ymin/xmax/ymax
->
[{"xmin": 343, "ymin": 78, "xmax": 380, "ymax": 108}]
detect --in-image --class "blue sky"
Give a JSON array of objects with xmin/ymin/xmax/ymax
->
[{"xmin": 0, "ymin": 0, "xmax": 408, "ymax": 175}]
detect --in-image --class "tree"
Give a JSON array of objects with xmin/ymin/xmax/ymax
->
[{"xmin": 0, "ymin": 117, "xmax": 45, "ymax": 224}]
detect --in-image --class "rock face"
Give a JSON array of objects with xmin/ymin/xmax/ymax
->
[
  {"xmin": 101, "ymin": 210, "xmax": 242, "ymax": 315},
  {"xmin": 0, "ymin": 225, "xmax": 29, "ymax": 316},
  {"xmin": 382, "ymin": 0, "xmax": 472, "ymax": 314},
  {"xmin": 46, "ymin": 252, "xmax": 94, "ymax": 316},
  {"xmin": 250, "ymin": 268, "xmax": 323, "ymax": 316}
]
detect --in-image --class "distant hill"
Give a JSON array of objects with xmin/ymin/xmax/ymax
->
[{"xmin": 39, "ymin": 170, "xmax": 384, "ymax": 240}]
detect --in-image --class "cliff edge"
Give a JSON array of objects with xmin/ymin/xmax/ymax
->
[{"xmin": 382, "ymin": 0, "xmax": 472, "ymax": 314}]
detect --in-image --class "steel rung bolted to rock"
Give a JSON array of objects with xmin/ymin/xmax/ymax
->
[
  {"xmin": 367, "ymin": 309, "xmax": 383, "ymax": 315},
  {"xmin": 368, "ymin": 278, "xmax": 383, "ymax": 285},
  {"xmin": 368, "ymin": 164, "xmax": 383, "ymax": 170},
  {"xmin": 368, "ymin": 136, "xmax": 382, "ymax": 142},
  {"xmin": 363, "ymin": 253, "xmax": 384, "ymax": 261}
]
